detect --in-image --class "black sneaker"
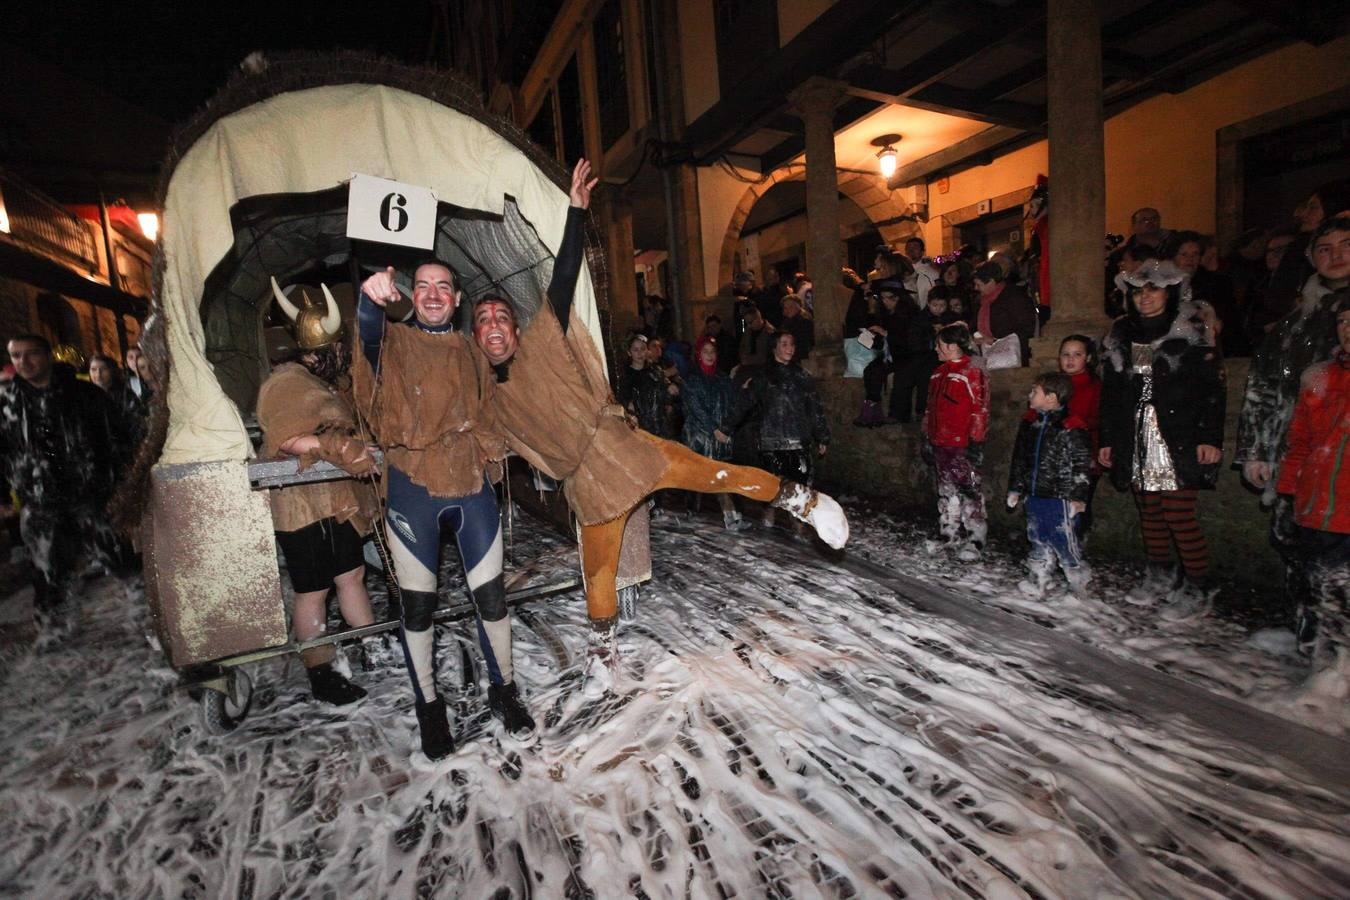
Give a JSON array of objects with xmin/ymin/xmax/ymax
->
[
  {"xmin": 488, "ymin": 682, "xmax": 537, "ymax": 740},
  {"xmin": 415, "ymin": 696, "xmax": 456, "ymax": 760},
  {"xmin": 307, "ymin": 663, "xmax": 367, "ymax": 705}
]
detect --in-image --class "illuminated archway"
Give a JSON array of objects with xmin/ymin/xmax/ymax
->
[{"xmin": 717, "ymin": 165, "xmax": 921, "ymax": 290}]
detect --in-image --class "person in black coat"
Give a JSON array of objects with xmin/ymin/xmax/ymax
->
[
  {"xmin": 616, "ymin": 333, "xmax": 675, "ymax": 438},
  {"xmin": 971, "ymin": 261, "xmax": 1037, "ymax": 366},
  {"xmin": 856, "ymin": 278, "xmax": 914, "ymax": 426},
  {"xmin": 1164, "ymin": 230, "xmax": 1248, "ymax": 358},
  {"xmin": 2, "ymin": 337, "xmax": 128, "ymax": 644},
  {"xmin": 891, "ymin": 291, "xmax": 949, "ymax": 423},
  {"xmin": 717, "ymin": 331, "xmax": 829, "ymax": 489},
  {"xmin": 778, "ymin": 293, "xmax": 815, "ymax": 361},
  {"xmin": 1099, "ymin": 260, "xmax": 1225, "ymax": 613}
]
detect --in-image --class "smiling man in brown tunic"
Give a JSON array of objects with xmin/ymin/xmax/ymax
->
[{"xmin": 471, "ymin": 160, "xmax": 849, "ymax": 630}]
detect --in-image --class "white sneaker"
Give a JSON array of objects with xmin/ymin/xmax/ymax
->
[{"xmin": 771, "ymin": 482, "xmax": 848, "ymax": 548}]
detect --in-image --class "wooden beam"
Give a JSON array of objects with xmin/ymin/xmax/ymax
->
[
  {"xmin": 903, "ymin": 85, "xmax": 1046, "ymax": 131},
  {"xmin": 1100, "ymin": 0, "xmax": 1192, "ymax": 42},
  {"xmin": 873, "ymin": 0, "xmax": 1045, "ymax": 100},
  {"xmin": 886, "ymin": 125, "xmax": 1028, "ymax": 188},
  {"xmin": 758, "ymin": 96, "xmax": 880, "ymax": 171},
  {"xmin": 1224, "ymin": 0, "xmax": 1341, "ymax": 45},
  {"xmin": 682, "ymin": 0, "xmax": 918, "ymax": 163},
  {"xmin": 1103, "ymin": 20, "xmax": 1272, "ymax": 107}
]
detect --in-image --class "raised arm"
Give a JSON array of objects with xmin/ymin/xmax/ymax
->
[
  {"xmin": 358, "ymin": 266, "xmax": 400, "ymax": 373},
  {"xmin": 547, "ymin": 159, "xmax": 598, "ymax": 334}
]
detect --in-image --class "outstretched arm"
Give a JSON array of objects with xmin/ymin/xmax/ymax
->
[
  {"xmin": 548, "ymin": 159, "xmax": 598, "ymax": 334},
  {"xmin": 358, "ymin": 266, "xmax": 400, "ymax": 373}
]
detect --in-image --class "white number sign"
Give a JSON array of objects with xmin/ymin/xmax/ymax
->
[{"xmin": 346, "ymin": 174, "xmax": 437, "ymax": 250}]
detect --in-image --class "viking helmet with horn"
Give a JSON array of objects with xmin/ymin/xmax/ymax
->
[{"xmin": 271, "ymin": 277, "xmax": 344, "ymax": 349}]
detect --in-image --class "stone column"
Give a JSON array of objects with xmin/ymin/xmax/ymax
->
[
  {"xmin": 597, "ymin": 186, "xmax": 640, "ymax": 337},
  {"xmin": 670, "ymin": 163, "xmax": 706, "ymax": 336},
  {"xmin": 789, "ymin": 77, "xmax": 847, "ymax": 353},
  {"xmin": 1041, "ymin": 0, "xmax": 1108, "ymax": 346}
]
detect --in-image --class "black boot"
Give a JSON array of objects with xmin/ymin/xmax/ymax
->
[
  {"xmin": 307, "ymin": 663, "xmax": 367, "ymax": 705},
  {"xmin": 415, "ymin": 696, "xmax": 456, "ymax": 760},
  {"xmin": 488, "ymin": 682, "xmax": 537, "ymax": 740}
]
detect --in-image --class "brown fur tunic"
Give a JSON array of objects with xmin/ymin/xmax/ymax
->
[
  {"xmin": 352, "ymin": 324, "xmax": 503, "ymax": 498},
  {"xmin": 256, "ymin": 362, "xmax": 378, "ymax": 534},
  {"xmin": 481, "ymin": 303, "xmax": 667, "ymax": 525}
]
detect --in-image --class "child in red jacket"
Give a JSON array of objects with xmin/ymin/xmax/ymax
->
[
  {"xmin": 1059, "ymin": 334, "xmax": 1103, "ymax": 530},
  {"xmin": 1275, "ymin": 304, "xmax": 1350, "ymax": 680},
  {"xmin": 923, "ymin": 324, "xmax": 990, "ymax": 560}
]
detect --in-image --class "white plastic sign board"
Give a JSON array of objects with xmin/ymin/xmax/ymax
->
[{"xmin": 346, "ymin": 174, "xmax": 437, "ymax": 250}]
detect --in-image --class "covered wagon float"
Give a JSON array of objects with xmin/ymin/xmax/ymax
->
[{"xmin": 123, "ymin": 53, "xmax": 653, "ymax": 733}]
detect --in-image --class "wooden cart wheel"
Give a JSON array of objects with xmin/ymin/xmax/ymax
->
[{"xmin": 201, "ymin": 668, "xmax": 254, "ymax": 735}]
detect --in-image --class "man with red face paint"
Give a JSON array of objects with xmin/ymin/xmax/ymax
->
[{"xmin": 471, "ymin": 160, "xmax": 850, "ymax": 632}]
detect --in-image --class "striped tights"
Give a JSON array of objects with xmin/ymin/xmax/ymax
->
[{"xmin": 1134, "ymin": 488, "xmax": 1208, "ymax": 580}]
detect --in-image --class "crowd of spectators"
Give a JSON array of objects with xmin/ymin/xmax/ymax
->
[{"xmin": 675, "ymin": 182, "xmax": 1350, "ymax": 693}]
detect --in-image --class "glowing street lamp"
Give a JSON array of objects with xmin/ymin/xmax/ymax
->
[{"xmin": 871, "ymin": 134, "xmax": 901, "ymax": 180}]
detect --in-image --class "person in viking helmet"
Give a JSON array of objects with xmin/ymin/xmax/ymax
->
[
  {"xmin": 470, "ymin": 160, "xmax": 849, "ymax": 634},
  {"xmin": 255, "ymin": 280, "xmax": 380, "ymax": 706}
]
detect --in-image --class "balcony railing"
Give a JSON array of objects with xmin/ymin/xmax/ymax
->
[{"xmin": 0, "ymin": 168, "xmax": 102, "ymax": 276}]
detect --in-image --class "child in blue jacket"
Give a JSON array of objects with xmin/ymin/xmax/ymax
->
[{"xmin": 1006, "ymin": 372, "xmax": 1095, "ymax": 596}]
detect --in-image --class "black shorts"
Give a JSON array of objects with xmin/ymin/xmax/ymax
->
[{"xmin": 275, "ymin": 518, "xmax": 365, "ymax": 593}]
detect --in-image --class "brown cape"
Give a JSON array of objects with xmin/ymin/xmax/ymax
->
[
  {"xmin": 480, "ymin": 302, "xmax": 667, "ymax": 525},
  {"xmin": 352, "ymin": 322, "xmax": 504, "ymax": 498},
  {"xmin": 255, "ymin": 362, "xmax": 378, "ymax": 534}
]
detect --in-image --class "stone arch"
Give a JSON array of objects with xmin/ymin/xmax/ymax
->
[{"xmin": 717, "ymin": 165, "xmax": 922, "ymax": 291}]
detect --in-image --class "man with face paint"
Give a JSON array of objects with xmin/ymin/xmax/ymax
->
[
  {"xmin": 354, "ymin": 244, "xmax": 525, "ymax": 758},
  {"xmin": 471, "ymin": 160, "xmax": 849, "ymax": 632}
]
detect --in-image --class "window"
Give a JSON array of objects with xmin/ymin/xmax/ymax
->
[
  {"xmin": 713, "ymin": 0, "xmax": 778, "ymax": 96},
  {"xmin": 558, "ymin": 55, "xmax": 587, "ymax": 165},
  {"xmin": 593, "ymin": 0, "xmax": 630, "ymax": 150}
]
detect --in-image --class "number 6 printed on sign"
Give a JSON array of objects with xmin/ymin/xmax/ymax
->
[{"xmin": 347, "ymin": 174, "xmax": 437, "ymax": 250}]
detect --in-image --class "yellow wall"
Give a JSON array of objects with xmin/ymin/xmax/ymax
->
[
  {"xmin": 697, "ymin": 163, "xmax": 761, "ymax": 295},
  {"xmin": 679, "ymin": 0, "xmax": 720, "ymax": 124},
  {"xmin": 918, "ymin": 35, "xmax": 1350, "ymax": 249}
]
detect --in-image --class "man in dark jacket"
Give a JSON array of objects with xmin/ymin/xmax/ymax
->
[
  {"xmin": 1237, "ymin": 214, "xmax": 1350, "ymax": 648},
  {"xmin": 779, "ymin": 292, "xmax": 815, "ymax": 362},
  {"xmin": 2, "ymin": 334, "xmax": 126, "ymax": 646},
  {"xmin": 1006, "ymin": 372, "xmax": 1094, "ymax": 596},
  {"xmin": 737, "ymin": 306, "xmax": 773, "ymax": 375}
]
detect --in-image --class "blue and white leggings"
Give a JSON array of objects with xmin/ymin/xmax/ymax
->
[{"xmin": 384, "ymin": 467, "xmax": 508, "ymax": 703}]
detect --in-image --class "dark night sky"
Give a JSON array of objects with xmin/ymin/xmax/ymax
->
[{"xmin": 8, "ymin": 0, "xmax": 436, "ymax": 122}]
